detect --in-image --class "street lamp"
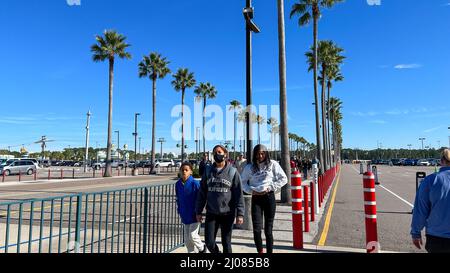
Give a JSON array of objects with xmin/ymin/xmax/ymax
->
[
  {"xmin": 157, "ymin": 138, "xmax": 166, "ymax": 159},
  {"xmin": 84, "ymin": 110, "xmax": 91, "ymax": 173},
  {"xmin": 244, "ymin": 0, "xmax": 260, "ymax": 164},
  {"xmin": 114, "ymin": 130, "xmax": 120, "ymax": 157},
  {"xmin": 133, "ymin": 113, "xmax": 141, "ymax": 166},
  {"xmin": 448, "ymin": 126, "xmax": 450, "ymax": 148},
  {"xmin": 419, "ymin": 138, "xmax": 425, "ymax": 150},
  {"xmin": 139, "ymin": 137, "xmax": 142, "ymax": 160}
]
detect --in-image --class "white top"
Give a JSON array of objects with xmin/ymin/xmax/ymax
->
[{"xmin": 240, "ymin": 160, "xmax": 288, "ymax": 194}]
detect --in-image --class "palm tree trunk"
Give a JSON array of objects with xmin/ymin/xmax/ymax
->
[
  {"xmin": 243, "ymin": 121, "xmax": 246, "ymax": 154},
  {"xmin": 277, "ymin": 0, "xmax": 291, "ymax": 204},
  {"xmin": 321, "ymin": 68, "xmax": 328, "ymax": 171},
  {"xmin": 203, "ymin": 97, "xmax": 206, "ymax": 154},
  {"xmin": 258, "ymin": 122, "xmax": 261, "ymax": 144},
  {"xmin": 104, "ymin": 58, "xmax": 114, "ymax": 177},
  {"xmin": 151, "ymin": 77, "xmax": 156, "ymax": 173},
  {"xmin": 313, "ymin": 9, "xmax": 324, "ymax": 175},
  {"xmin": 233, "ymin": 111, "xmax": 237, "ymax": 160},
  {"xmin": 327, "ymin": 85, "xmax": 332, "ymax": 166},
  {"xmin": 181, "ymin": 89, "xmax": 185, "ymax": 162}
]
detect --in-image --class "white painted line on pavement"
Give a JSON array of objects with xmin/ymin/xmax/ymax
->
[
  {"xmin": 378, "ymin": 184, "xmax": 414, "ymax": 208},
  {"xmin": 349, "ymin": 164, "xmax": 414, "ymax": 208}
]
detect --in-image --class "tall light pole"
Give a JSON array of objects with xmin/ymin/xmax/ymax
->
[
  {"xmin": 158, "ymin": 138, "xmax": 166, "ymax": 159},
  {"xmin": 244, "ymin": 0, "xmax": 260, "ymax": 164},
  {"xmin": 448, "ymin": 126, "xmax": 450, "ymax": 148},
  {"xmin": 139, "ymin": 137, "xmax": 142, "ymax": 160},
  {"xmin": 419, "ymin": 137, "xmax": 425, "ymax": 150},
  {"xmin": 133, "ymin": 113, "xmax": 140, "ymax": 165},
  {"xmin": 84, "ymin": 110, "xmax": 91, "ymax": 172},
  {"xmin": 407, "ymin": 144, "xmax": 412, "ymax": 157}
]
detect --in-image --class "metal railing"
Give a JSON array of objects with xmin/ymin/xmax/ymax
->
[{"xmin": 0, "ymin": 183, "xmax": 183, "ymax": 253}]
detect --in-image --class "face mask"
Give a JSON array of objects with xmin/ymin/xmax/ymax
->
[{"xmin": 214, "ymin": 154, "xmax": 225, "ymax": 163}]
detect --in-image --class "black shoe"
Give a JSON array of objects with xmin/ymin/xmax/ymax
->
[{"xmin": 199, "ymin": 244, "xmax": 207, "ymax": 253}]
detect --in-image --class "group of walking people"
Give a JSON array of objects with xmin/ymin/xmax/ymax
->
[{"xmin": 175, "ymin": 144, "xmax": 288, "ymax": 253}]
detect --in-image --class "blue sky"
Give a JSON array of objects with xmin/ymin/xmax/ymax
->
[{"xmin": 0, "ymin": 0, "xmax": 449, "ymax": 155}]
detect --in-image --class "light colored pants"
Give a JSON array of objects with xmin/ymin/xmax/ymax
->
[{"xmin": 184, "ymin": 222, "xmax": 204, "ymax": 253}]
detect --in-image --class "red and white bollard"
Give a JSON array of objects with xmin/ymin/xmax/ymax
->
[
  {"xmin": 363, "ymin": 171, "xmax": 380, "ymax": 253},
  {"xmin": 291, "ymin": 170, "xmax": 304, "ymax": 249},
  {"xmin": 303, "ymin": 185, "xmax": 310, "ymax": 232},
  {"xmin": 310, "ymin": 181, "xmax": 315, "ymax": 222}
]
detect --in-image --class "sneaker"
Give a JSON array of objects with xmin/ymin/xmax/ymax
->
[
  {"xmin": 258, "ymin": 248, "xmax": 264, "ymax": 254},
  {"xmin": 199, "ymin": 244, "xmax": 207, "ymax": 253}
]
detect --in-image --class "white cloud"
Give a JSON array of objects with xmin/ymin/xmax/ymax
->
[
  {"xmin": 394, "ymin": 64, "xmax": 422, "ymax": 69},
  {"xmin": 369, "ymin": 120, "xmax": 387, "ymax": 124},
  {"xmin": 351, "ymin": 111, "xmax": 378, "ymax": 117},
  {"xmin": 424, "ymin": 125, "xmax": 445, "ymax": 133}
]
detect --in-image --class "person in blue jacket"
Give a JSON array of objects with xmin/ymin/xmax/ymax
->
[
  {"xmin": 176, "ymin": 162, "xmax": 206, "ymax": 253},
  {"xmin": 411, "ymin": 149, "xmax": 450, "ymax": 253}
]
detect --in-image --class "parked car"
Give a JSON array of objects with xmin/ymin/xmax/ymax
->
[
  {"xmin": 136, "ymin": 160, "xmax": 152, "ymax": 168},
  {"xmin": 92, "ymin": 160, "xmax": 125, "ymax": 170},
  {"xmin": 92, "ymin": 161, "xmax": 106, "ymax": 170},
  {"xmin": 428, "ymin": 159, "xmax": 441, "ymax": 166},
  {"xmin": 403, "ymin": 159, "xmax": 415, "ymax": 166},
  {"xmin": 390, "ymin": 159, "xmax": 401, "ymax": 166},
  {"xmin": 417, "ymin": 159, "xmax": 431, "ymax": 166},
  {"xmin": 154, "ymin": 159, "xmax": 174, "ymax": 168},
  {"xmin": 40, "ymin": 160, "xmax": 52, "ymax": 168},
  {"xmin": 73, "ymin": 161, "xmax": 84, "ymax": 167},
  {"xmin": 0, "ymin": 160, "xmax": 37, "ymax": 176},
  {"xmin": 1, "ymin": 158, "xmax": 20, "ymax": 167}
]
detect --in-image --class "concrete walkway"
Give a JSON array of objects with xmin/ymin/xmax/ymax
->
[{"xmin": 170, "ymin": 176, "xmax": 378, "ymax": 254}]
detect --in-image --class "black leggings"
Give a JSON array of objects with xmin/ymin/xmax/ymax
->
[
  {"xmin": 204, "ymin": 213, "xmax": 235, "ymax": 253},
  {"xmin": 252, "ymin": 192, "xmax": 276, "ymax": 253}
]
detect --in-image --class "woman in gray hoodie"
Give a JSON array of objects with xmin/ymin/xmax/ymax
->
[
  {"xmin": 195, "ymin": 144, "xmax": 245, "ymax": 253},
  {"xmin": 241, "ymin": 144, "xmax": 288, "ymax": 253}
]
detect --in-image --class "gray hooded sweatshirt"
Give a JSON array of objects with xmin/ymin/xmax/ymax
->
[{"xmin": 195, "ymin": 162, "xmax": 245, "ymax": 217}]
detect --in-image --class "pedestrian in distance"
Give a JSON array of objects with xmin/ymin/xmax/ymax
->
[
  {"xmin": 199, "ymin": 153, "xmax": 211, "ymax": 178},
  {"xmin": 411, "ymin": 149, "xmax": 450, "ymax": 253},
  {"xmin": 234, "ymin": 153, "xmax": 247, "ymax": 174},
  {"xmin": 175, "ymin": 162, "xmax": 206, "ymax": 253},
  {"xmin": 195, "ymin": 145, "xmax": 245, "ymax": 253},
  {"xmin": 240, "ymin": 144, "xmax": 288, "ymax": 254}
]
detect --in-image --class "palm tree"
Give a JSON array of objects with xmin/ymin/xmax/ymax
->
[
  {"xmin": 290, "ymin": 0, "xmax": 344, "ymax": 174},
  {"xmin": 325, "ymin": 67, "xmax": 343, "ymax": 165},
  {"xmin": 272, "ymin": 124, "xmax": 281, "ymax": 160},
  {"xmin": 278, "ymin": 0, "xmax": 291, "ymax": 204},
  {"xmin": 91, "ymin": 30, "xmax": 131, "ymax": 177},
  {"xmin": 267, "ymin": 117, "xmax": 279, "ymax": 158},
  {"xmin": 229, "ymin": 100, "xmax": 242, "ymax": 159},
  {"xmin": 172, "ymin": 68, "xmax": 196, "ymax": 162},
  {"xmin": 138, "ymin": 52, "xmax": 171, "ymax": 173},
  {"xmin": 194, "ymin": 82, "xmax": 218, "ymax": 154},
  {"xmin": 329, "ymin": 97, "xmax": 343, "ymax": 162},
  {"xmin": 306, "ymin": 40, "xmax": 344, "ymax": 171},
  {"xmin": 256, "ymin": 115, "xmax": 265, "ymax": 144},
  {"xmin": 237, "ymin": 109, "xmax": 247, "ymax": 154}
]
